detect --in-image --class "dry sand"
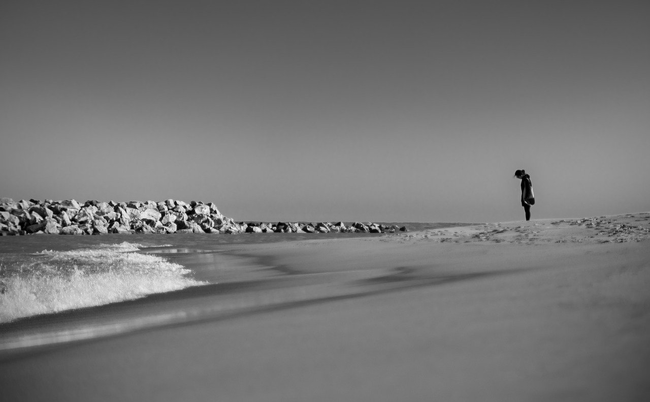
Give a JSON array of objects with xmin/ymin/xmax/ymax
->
[{"xmin": 1, "ymin": 213, "xmax": 650, "ymax": 401}]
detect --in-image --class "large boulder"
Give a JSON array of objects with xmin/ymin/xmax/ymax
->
[
  {"xmin": 2, "ymin": 223, "xmax": 21, "ymax": 235},
  {"xmin": 0, "ymin": 211, "xmax": 12, "ymax": 223},
  {"xmin": 43, "ymin": 219, "xmax": 61, "ymax": 234},
  {"xmin": 75, "ymin": 209, "xmax": 92, "ymax": 224},
  {"xmin": 93, "ymin": 224, "xmax": 109, "ymax": 235},
  {"xmin": 60, "ymin": 199, "xmax": 81, "ymax": 210},
  {"xmin": 194, "ymin": 204, "xmax": 210, "ymax": 215},
  {"xmin": 26, "ymin": 220, "xmax": 46, "ymax": 234},
  {"xmin": 161, "ymin": 213, "xmax": 177, "ymax": 225},
  {"xmin": 152, "ymin": 221, "xmax": 166, "ymax": 234},
  {"xmin": 221, "ymin": 223, "xmax": 240, "ymax": 234},
  {"xmin": 65, "ymin": 207, "xmax": 80, "ymax": 220},
  {"xmin": 17, "ymin": 200, "xmax": 32, "ymax": 210},
  {"xmin": 163, "ymin": 222, "xmax": 177, "ymax": 234},
  {"xmin": 126, "ymin": 201, "xmax": 141, "ymax": 209},
  {"xmin": 60, "ymin": 225, "xmax": 83, "ymax": 235},
  {"xmin": 110, "ymin": 224, "xmax": 132, "ymax": 234},
  {"xmin": 192, "ymin": 214, "xmax": 209, "ymax": 225},
  {"xmin": 29, "ymin": 206, "xmax": 53, "ymax": 220},
  {"xmin": 136, "ymin": 223, "xmax": 155, "ymax": 234},
  {"xmin": 191, "ymin": 223, "xmax": 205, "ymax": 233},
  {"xmin": 140, "ymin": 208, "xmax": 161, "ymax": 223},
  {"xmin": 353, "ymin": 222, "xmax": 370, "ymax": 233},
  {"xmin": 199, "ymin": 220, "xmax": 214, "ymax": 232},
  {"xmin": 11, "ymin": 210, "xmax": 30, "ymax": 226},
  {"xmin": 176, "ymin": 220, "xmax": 192, "ymax": 230},
  {"xmin": 125, "ymin": 207, "xmax": 141, "ymax": 220},
  {"xmin": 49, "ymin": 203, "xmax": 64, "ymax": 215},
  {"xmin": 246, "ymin": 225, "xmax": 263, "ymax": 234},
  {"xmin": 118, "ymin": 211, "xmax": 131, "ymax": 226},
  {"xmin": 102, "ymin": 211, "xmax": 118, "ymax": 222},
  {"xmin": 157, "ymin": 202, "xmax": 168, "ymax": 212},
  {"xmin": 93, "ymin": 216, "xmax": 108, "ymax": 226},
  {"xmin": 144, "ymin": 200, "xmax": 158, "ymax": 209},
  {"xmin": 1, "ymin": 213, "xmax": 20, "ymax": 228},
  {"xmin": 96, "ymin": 202, "xmax": 112, "ymax": 215},
  {"xmin": 207, "ymin": 202, "xmax": 221, "ymax": 216},
  {"xmin": 28, "ymin": 211, "xmax": 43, "ymax": 225}
]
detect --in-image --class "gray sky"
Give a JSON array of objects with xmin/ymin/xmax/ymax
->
[{"xmin": 2, "ymin": 1, "xmax": 649, "ymax": 222}]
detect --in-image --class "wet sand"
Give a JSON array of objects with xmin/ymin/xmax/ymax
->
[{"xmin": 1, "ymin": 214, "xmax": 650, "ymax": 401}]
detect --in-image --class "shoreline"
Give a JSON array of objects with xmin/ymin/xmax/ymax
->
[{"xmin": 1, "ymin": 213, "xmax": 649, "ymax": 345}]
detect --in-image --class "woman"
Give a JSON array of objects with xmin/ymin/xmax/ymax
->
[{"xmin": 514, "ymin": 169, "xmax": 535, "ymax": 221}]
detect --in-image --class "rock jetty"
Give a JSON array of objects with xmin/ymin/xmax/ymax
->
[{"xmin": 0, "ymin": 198, "xmax": 406, "ymax": 236}]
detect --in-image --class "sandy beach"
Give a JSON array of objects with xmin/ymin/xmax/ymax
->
[{"xmin": 1, "ymin": 213, "xmax": 650, "ymax": 401}]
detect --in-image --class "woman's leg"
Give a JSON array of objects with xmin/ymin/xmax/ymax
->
[{"xmin": 523, "ymin": 204, "xmax": 531, "ymax": 221}]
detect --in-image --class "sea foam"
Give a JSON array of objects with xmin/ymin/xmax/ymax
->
[{"xmin": 0, "ymin": 242, "xmax": 204, "ymax": 323}]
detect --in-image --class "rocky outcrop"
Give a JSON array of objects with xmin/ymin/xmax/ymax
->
[{"xmin": 0, "ymin": 198, "xmax": 408, "ymax": 236}]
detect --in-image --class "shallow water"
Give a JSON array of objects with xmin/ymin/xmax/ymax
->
[
  {"xmin": 0, "ymin": 241, "xmax": 204, "ymax": 323},
  {"xmin": 0, "ymin": 233, "xmax": 351, "ymax": 324},
  {"xmin": 0, "ymin": 222, "xmax": 468, "ymax": 254}
]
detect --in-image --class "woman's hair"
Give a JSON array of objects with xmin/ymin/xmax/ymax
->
[{"xmin": 514, "ymin": 169, "xmax": 525, "ymax": 177}]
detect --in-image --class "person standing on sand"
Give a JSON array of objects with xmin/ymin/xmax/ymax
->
[{"xmin": 514, "ymin": 169, "xmax": 535, "ymax": 221}]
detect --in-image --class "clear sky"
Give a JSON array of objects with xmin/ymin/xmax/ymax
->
[{"xmin": 1, "ymin": 1, "xmax": 649, "ymax": 223}]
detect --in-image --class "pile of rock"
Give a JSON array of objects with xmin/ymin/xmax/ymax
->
[
  {"xmin": 0, "ymin": 198, "xmax": 407, "ymax": 236},
  {"xmin": 240, "ymin": 221, "xmax": 406, "ymax": 234},
  {"xmin": 0, "ymin": 198, "xmax": 233, "ymax": 235}
]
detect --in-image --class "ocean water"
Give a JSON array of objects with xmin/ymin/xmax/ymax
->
[
  {"xmin": 0, "ymin": 224, "xmax": 461, "ymax": 324},
  {"xmin": 0, "ymin": 232, "xmax": 371, "ymax": 323},
  {"xmin": 0, "ymin": 239, "xmax": 206, "ymax": 323}
]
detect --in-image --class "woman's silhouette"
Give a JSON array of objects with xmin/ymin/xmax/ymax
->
[{"xmin": 514, "ymin": 170, "xmax": 535, "ymax": 221}]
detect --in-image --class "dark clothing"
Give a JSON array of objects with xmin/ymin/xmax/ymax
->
[
  {"xmin": 520, "ymin": 174, "xmax": 534, "ymax": 221},
  {"xmin": 520, "ymin": 174, "xmax": 534, "ymax": 206}
]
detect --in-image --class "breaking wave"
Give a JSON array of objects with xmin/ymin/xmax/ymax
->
[{"xmin": 0, "ymin": 242, "xmax": 204, "ymax": 323}]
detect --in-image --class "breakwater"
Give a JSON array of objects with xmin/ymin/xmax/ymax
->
[{"xmin": 0, "ymin": 198, "xmax": 406, "ymax": 235}]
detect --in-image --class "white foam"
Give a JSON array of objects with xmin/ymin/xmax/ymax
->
[{"xmin": 0, "ymin": 242, "xmax": 205, "ymax": 323}]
